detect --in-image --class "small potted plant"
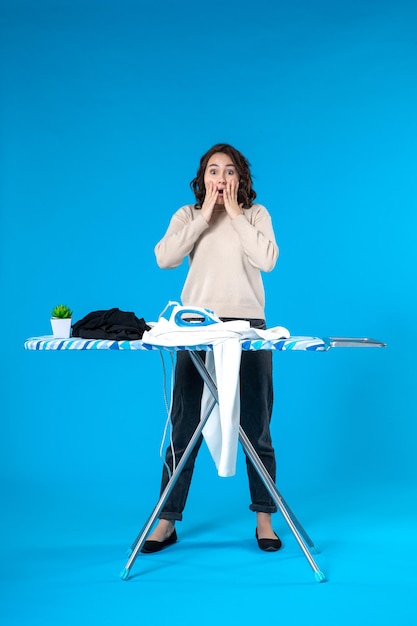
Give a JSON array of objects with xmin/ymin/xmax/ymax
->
[{"xmin": 51, "ymin": 304, "xmax": 73, "ymax": 338}]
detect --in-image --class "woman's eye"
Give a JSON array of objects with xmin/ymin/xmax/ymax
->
[{"xmin": 227, "ymin": 170, "xmax": 235, "ymax": 175}]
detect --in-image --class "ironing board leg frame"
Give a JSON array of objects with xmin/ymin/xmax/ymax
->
[
  {"xmin": 120, "ymin": 394, "xmax": 217, "ymax": 580},
  {"xmin": 121, "ymin": 349, "xmax": 325, "ymax": 582},
  {"xmin": 189, "ymin": 351, "xmax": 325, "ymax": 582}
]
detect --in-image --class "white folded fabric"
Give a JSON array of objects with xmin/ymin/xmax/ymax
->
[{"xmin": 200, "ymin": 339, "xmax": 242, "ymax": 477}]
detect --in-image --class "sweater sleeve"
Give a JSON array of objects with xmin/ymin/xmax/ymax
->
[
  {"xmin": 155, "ymin": 206, "xmax": 209, "ymax": 268},
  {"xmin": 231, "ymin": 205, "xmax": 279, "ymax": 272}
]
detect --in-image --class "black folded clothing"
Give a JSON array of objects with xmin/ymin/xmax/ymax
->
[{"xmin": 72, "ymin": 308, "xmax": 150, "ymax": 340}]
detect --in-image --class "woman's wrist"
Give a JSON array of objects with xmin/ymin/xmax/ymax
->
[{"xmin": 200, "ymin": 206, "xmax": 212, "ymax": 223}]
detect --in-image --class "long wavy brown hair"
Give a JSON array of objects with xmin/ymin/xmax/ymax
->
[{"xmin": 190, "ymin": 143, "xmax": 257, "ymax": 209}]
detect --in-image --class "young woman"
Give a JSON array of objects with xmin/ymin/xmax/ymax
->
[{"xmin": 141, "ymin": 143, "xmax": 282, "ymax": 553}]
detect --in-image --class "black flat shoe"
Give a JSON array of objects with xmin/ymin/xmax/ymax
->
[
  {"xmin": 256, "ymin": 528, "xmax": 282, "ymax": 552},
  {"xmin": 141, "ymin": 529, "xmax": 178, "ymax": 554}
]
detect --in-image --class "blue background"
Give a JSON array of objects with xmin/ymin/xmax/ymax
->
[{"xmin": 1, "ymin": 1, "xmax": 416, "ymax": 624}]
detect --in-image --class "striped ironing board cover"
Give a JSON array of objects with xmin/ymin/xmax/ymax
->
[{"xmin": 24, "ymin": 336, "xmax": 328, "ymax": 352}]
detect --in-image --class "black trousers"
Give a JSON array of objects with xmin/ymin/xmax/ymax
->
[{"xmin": 159, "ymin": 320, "xmax": 277, "ymax": 521}]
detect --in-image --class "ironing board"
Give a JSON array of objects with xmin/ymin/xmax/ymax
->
[{"xmin": 24, "ymin": 334, "xmax": 386, "ymax": 582}]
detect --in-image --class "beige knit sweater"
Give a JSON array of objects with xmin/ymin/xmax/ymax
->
[{"xmin": 154, "ymin": 203, "xmax": 279, "ymax": 319}]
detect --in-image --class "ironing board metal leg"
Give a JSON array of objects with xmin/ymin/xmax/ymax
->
[
  {"xmin": 275, "ymin": 494, "xmax": 319, "ymax": 552},
  {"xmin": 239, "ymin": 427, "xmax": 316, "ymax": 549},
  {"xmin": 120, "ymin": 394, "xmax": 217, "ymax": 580},
  {"xmin": 238, "ymin": 428, "xmax": 325, "ymax": 581},
  {"xmin": 191, "ymin": 351, "xmax": 325, "ymax": 581}
]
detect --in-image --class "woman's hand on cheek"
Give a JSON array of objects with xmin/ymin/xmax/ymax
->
[
  {"xmin": 224, "ymin": 180, "xmax": 242, "ymax": 219},
  {"xmin": 201, "ymin": 182, "xmax": 218, "ymax": 223}
]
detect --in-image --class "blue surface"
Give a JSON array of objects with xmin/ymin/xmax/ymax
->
[{"xmin": 1, "ymin": 0, "xmax": 416, "ymax": 624}]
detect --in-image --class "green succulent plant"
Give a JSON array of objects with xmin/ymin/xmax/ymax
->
[{"xmin": 51, "ymin": 304, "xmax": 73, "ymax": 319}]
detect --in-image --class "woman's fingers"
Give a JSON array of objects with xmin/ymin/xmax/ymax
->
[
  {"xmin": 224, "ymin": 180, "xmax": 241, "ymax": 218},
  {"xmin": 201, "ymin": 181, "xmax": 218, "ymax": 222}
]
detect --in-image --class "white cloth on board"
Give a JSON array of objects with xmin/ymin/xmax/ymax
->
[
  {"xmin": 200, "ymin": 339, "xmax": 242, "ymax": 476},
  {"xmin": 142, "ymin": 313, "xmax": 290, "ymax": 477}
]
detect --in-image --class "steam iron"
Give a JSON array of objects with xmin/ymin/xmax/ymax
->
[{"xmin": 159, "ymin": 301, "xmax": 221, "ymax": 328}]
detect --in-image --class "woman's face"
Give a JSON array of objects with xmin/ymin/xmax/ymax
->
[{"xmin": 204, "ymin": 152, "xmax": 239, "ymax": 204}]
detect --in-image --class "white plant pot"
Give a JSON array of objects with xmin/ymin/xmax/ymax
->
[{"xmin": 51, "ymin": 318, "xmax": 72, "ymax": 339}]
